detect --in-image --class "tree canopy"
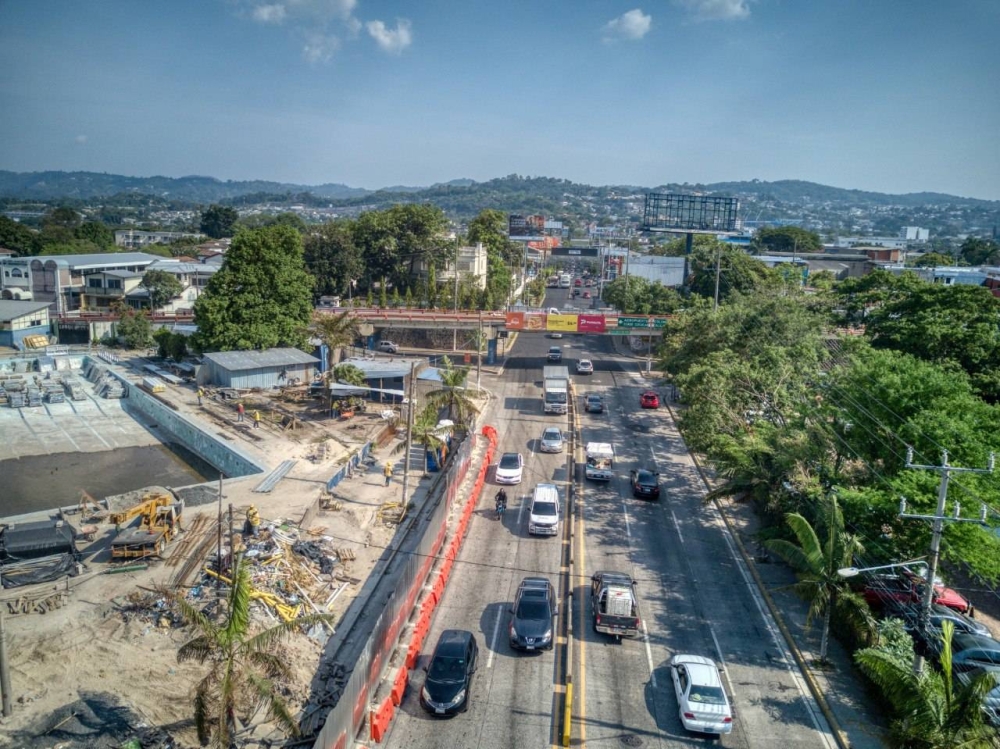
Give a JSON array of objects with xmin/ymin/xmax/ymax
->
[
  {"xmin": 200, "ymin": 204, "xmax": 240, "ymax": 238},
  {"xmin": 141, "ymin": 269, "xmax": 183, "ymax": 308},
  {"xmin": 193, "ymin": 226, "xmax": 314, "ymax": 352},
  {"xmin": 753, "ymin": 225, "xmax": 823, "ymax": 254}
]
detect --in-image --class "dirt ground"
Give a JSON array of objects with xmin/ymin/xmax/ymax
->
[{"xmin": 0, "ymin": 372, "xmax": 438, "ymax": 748}]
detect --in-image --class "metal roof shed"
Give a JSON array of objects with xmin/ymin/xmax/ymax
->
[{"xmin": 200, "ymin": 348, "xmax": 320, "ymax": 389}]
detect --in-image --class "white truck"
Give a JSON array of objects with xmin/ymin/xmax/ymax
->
[
  {"xmin": 543, "ymin": 366, "xmax": 569, "ymax": 415},
  {"xmin": 585, "ymin": 442, "xmax": 614, "ymax": 481}
]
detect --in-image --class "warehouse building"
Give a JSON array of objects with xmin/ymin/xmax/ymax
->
[
  {"xmin": 0, "ymin": 300, "xmax": 52, "ymax": 349},
  {"xmin": 198, "ymin": 348, "xmax": 320, "ymax": 389}
]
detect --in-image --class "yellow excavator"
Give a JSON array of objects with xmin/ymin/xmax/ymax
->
[{"xmin": 108, "ymin": 492, "xmax": 184, "ymax": 560}]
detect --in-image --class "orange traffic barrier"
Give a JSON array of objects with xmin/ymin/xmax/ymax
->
[
  {"xmin": 391, "ymin": 666, "xmax": 409, "ymax": 706},
  {"xmin": 370, "ymin": 696, "xmax": 395, "ymax": 743}
]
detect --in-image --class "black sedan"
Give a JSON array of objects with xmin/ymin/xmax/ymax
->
[
  {"xmin": 420, "ymin": 629, "xmax": 479, "ymax": 716},
  {"xmin": 509, "ymin": 577, "xmax": 557, "ymax": 651},
  {"xmin": 629, "ymin": 468, "xmax": 661, "ymax": 500}
]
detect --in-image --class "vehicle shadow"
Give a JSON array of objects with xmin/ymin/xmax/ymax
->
[
  {"xmin": 479, "ymin": 601, "xmax": 511, "ymax": 659},
  {"xmin": 503, "ymin": 396, "xmax": 541, "ymax": 415}
]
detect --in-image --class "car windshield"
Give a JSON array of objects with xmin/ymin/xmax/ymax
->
[
  {"xmin": 543, "ymin": 430, "xmax": 561, "ymax": 441},
  {"xmin": 533, "ymin": 501, "xmax": 557, "ymax": 516},
  {"xmin": 516, "ymin": 600, "xmax": 550, "ymax": 620},
  {"xmin": 499, "ymin": 455, "xmax": 520, "ymax": 469},
  {"xmin": 427, "ymin": 656, "xmax": 466, "ymax": 682},
  {"xmin": 688, "ymin": 684, "xmax": 727, "ymax": 705},
  {"xmin": 588, "ymin": 396, "xmax": 601, "ymax": 404},
  {"xmin": 637, "ymin": 472, "xmax": 655, "ymax": 484},
  {"xmin": 549, "ymin": 348, "xmax": 560, "ymax": 354}
]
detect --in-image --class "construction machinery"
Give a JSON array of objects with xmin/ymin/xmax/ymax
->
[{"xmin": 109, "ymin": 492, "xmax": 184, "ymax": 560}]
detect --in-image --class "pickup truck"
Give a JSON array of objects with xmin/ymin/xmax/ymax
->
[
  {"xmin": 863, "ymin": 572, "xmax": 973, "ymax": 615},
  {"xmin": 591, "ymin": 570, "xmax": 641, "ymax": 638},
  {"xmin": 585, "ymin": 442, "xmax": 614, "ymax": 481}
]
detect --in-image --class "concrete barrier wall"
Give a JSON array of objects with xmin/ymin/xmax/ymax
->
[{"xmin": 94, "ymin": 360, "xmax": 264, "ymax": 479}]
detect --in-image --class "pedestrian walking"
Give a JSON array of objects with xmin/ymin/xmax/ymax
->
[
  {"xmin": 383, "ymin": 461, "xmax": 393, "ymax": 486},
  {"xmin": 252, "ymin": 410, "xmax": 261, "ymax": 429},
  {"xmin": 197, "ymin": 387, "xmax": 204, "ymax": 405},
  {"xmin": 237, "ymin": 402, "xmax": 245, "ymax": 422}
]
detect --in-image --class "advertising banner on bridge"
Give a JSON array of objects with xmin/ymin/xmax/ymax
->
[
  {"xmin": 577, "ymin": 314, "xmax": 606, "ymax": 333},
  {"xmin": 505, "ymin": 312, "xmax": 524, "ymax": 330},
  {"xmin": 506, "ymin": 311, "xmax": 548, "ymax": 331},
  {"xmin": 546, "ymin": 314, "xmax": 578, "ymax": 332}
]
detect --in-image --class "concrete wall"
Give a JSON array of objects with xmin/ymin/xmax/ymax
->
[{"xmin": 98, "ymin": 362, "xmax": 265, "ymax": 479}]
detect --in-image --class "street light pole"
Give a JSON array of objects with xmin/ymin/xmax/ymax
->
[
  {"xmin": 400, "ymin": 361, "xmax": 417, "ymax": 509},
  {"xmin": 453, "ymin": 243, "xmax": 460, "ymax": 351}
]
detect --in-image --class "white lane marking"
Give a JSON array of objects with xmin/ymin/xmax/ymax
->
[
  {"xmin": 642, "ymin": 619, "xmax": 657, "ymax": 687},
  {"xmin": 517, "ymin": 493, "xmax": 528, "ymax": 527},
  {"xmin": 649, "ymin": 445, "xmax": 656, "ymax": 462},
  {"xmin": 670, "ymin": 510, "xmax": 684, "ymax": 545},
  {"xmin": 712, "ymin": 503, "xmax": 835, "ymax": 746},
  {"xmin": 709, "ymin": 625, "xmax": 726, "ymax": 669},
  {"xmin": 622, "ymin": 501, "xmax": 631, "ymax": 540},
  {"xmin": 486, "ymin": 607, "xmax": 504, "ymax": 669}
]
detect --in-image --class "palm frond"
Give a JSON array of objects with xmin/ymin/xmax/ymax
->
[
  {"xmin": 177, "ymin": 635, "xmax": 216, "ymax": 664},
  {"xmin": 248, "ymin": 672, "xmax": 300, "ymax": 736}
]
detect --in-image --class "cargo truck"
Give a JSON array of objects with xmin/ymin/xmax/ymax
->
[
  {"xmin": 585, "ymin": 442, "xmax": 614, "ymax": 480},
  {"xmin": 542, "ymin": 366, "xmax": 569, "ymax": 415}
]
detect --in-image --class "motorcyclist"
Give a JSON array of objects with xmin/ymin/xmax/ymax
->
[{"xmin": 495, "ymin": 489, "xmax": 508, "ymax": 518}]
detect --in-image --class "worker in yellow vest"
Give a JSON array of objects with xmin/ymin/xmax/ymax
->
[{"xmin": 245, "ymin": 505, "xmax": 261, "ymax": 537}]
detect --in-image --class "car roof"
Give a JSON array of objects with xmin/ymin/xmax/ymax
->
[
  {"xmin": 675, "ymin": 656, "xmax": 723, "ymax": 687},
  {"xmin": 642, "ymin": 390, "xmax": 657, "ymax": 396},
  {"xmin": 501, "ymin": 451, "xmax": 520, "ymax": 459},
  {"xmin": 634, "ymin": 468, "xmax": 657, "ymax": 479},
  {"xmin": 594, "ymin": 570, "xmax": 633, "ymax": 585},
  {"xmin": 435, "ymin": 629, "xmax": 474, "ymax": 655},
  {"xmin": 542, "ymin": 427, "xmax": 561, "ymax": 434}
]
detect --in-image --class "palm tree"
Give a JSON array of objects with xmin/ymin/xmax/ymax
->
[
  {"xmin": 427, "ymin": 356, "xmax": 480, "ymax": 425},
  {"xmin": 174, "ymin": 559, "xmax": 330, "ymax": 747},
  {"xmin": 311, "ymin": 309, "xmax": 358, "ymax": 369},
  {"xmin": 855, "ymin": 621, "xmax": 1000, "ymax": 749},
  {"xmin": 764, "ymin": 493, "xmax": 873, "ymax": 663},
  {"xmin": 409, "ymin": 403, "xmax": 446, "ymax": 475}
]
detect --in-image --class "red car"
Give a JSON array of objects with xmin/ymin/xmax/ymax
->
[
  {"xmin": 640, "ymin": 391, "xmax": 660, "ymax": 409},
  {"xmin": 582, "ymin": 291, "xmax": 591, "ymax": 299},
  {"xmin": 574, "ymin": 278, "xmax": 582, "ymax": 287},
  {"xmin": 863, "ymin": 572, "xmax": 972, "ymax": 615}
]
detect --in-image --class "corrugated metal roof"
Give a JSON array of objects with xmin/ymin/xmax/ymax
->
[
  {"xmin": 0, "ymin": 300, "xmax": 51, "ymax": 321},
  {"xmin": 20, "ymin": 252, "xmax": 164, "ymax": 269},
  {"xmin": 203, "ymin": 348, "xmax": 320, "ymax": 371},
  {"xmin": 339, "ymin": 356, "xmax": 421, "ymax": 379}
]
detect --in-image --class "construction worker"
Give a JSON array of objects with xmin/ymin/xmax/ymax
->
[
  {"xmin": 383, "ymin": 461, "xmax": 393, "ymax": 486},
  {"xmin": 237, "ymin": 402, "xmax": 245, "ymax": 422},
  {"xmin": 252, "ymin": 410, "xmax": 261, "ymax": 429},
  {"xmin": 245, "ymin": 505, "xmax": 261, "ymax": 537},
  {"xmin": 197, "ymin": 387, "xmax": 204, "ymax": 405}
]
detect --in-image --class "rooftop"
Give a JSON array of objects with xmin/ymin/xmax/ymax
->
[
  {"xmin": 203, "ymin": 348, "xmax": 320, "ymax": 370},
  {"xmin": 0, "ymin": 300, "xmax": 51, "ymax": 321}
]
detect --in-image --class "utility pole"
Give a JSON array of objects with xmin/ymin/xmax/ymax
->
[
  {"xmin": 216, "ymin": 472, "xmax": 224, "ymax": 582},
  {"xmin": 452, "ymin": 243, "xmax": 460, "ymax": 352},
  {"xmin": 900, "ymin": 447, "xmax": 993, "ymax": 674},
  {"xmin": 713, "ymin": 243, "xmax": 722, "ymax": 313},
  {"xmin": 400, "ymin": 362, "xmax": 417, "ymax": 509},
  {"xmin": 476, "ymin": 312, "xmax": 483, "ymax": 391},
  {"xmin": 228, "ymin": 503, "xmax": 235, "ymax": 570},
  {"xmin": 0, "ymin": 608, "xmax": 12, "ymax": 717}
]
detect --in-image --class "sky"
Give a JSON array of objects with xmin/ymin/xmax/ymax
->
[{"xmin": 1, "ymin": 0, "xmax": 998, "ymax": 200}]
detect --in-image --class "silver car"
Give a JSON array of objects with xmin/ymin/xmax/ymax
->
[{"xmin": 539, "ymin": 427, "xmax": 564, "ymax": 453}]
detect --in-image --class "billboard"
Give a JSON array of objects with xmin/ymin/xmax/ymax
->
[
  {"xmin": 546, "ymin": 314, "xmax": 579, "ymax": 332},
  {"xmin": 577, "ymin": 314, "xmax": 606, "ymax": 333},
  {"xmin": 508, "ymin": 214, "xmax": 546, "ymax": 241},
  {"xmin": 642, "ymin": 193, "xmax": 739, "ymax": 234}
]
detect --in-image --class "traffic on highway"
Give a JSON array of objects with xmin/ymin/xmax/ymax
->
[{"xmin": 383, "ymin": 280, "xmax": 838, "ymax": 748}]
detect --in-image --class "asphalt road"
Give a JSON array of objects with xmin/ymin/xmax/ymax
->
[{"xmin": 385, "ymin": 281, "xmax": 839, "ymax": 748}]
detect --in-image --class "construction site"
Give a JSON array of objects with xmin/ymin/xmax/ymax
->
[{"xmin": 0, "ymin": 348, "xmax": 486, "ymax": 749}]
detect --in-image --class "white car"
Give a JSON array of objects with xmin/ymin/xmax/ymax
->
[
  {"xmin": 377, "ymin": 341, "xmax": 399, "ymax": 353},
  {"xmin": 495, "ymin": 452, "xmax": 524, "ymax": 485},
  {"xmin": 576, "ymin": 359, "xmax": 593, "ymax": 374},
  {"xmin": 669, "ymin": 654, "xmax": 733, "ymax": 735}
]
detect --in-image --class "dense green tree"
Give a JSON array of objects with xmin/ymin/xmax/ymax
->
[
  {"xmin": 688, "ymin": 242, "xmax": 782, "ymax": 301},
  {"xmin": 910, "ymin": 252, "xmax": 955, "ymax": 267},
  {"xmin": 0, "ymin": 215, "xmax": 42, "ymax": 255},
  {"xmin": 764, "ymin": 495, "xmax": 873, "ymax": 663},
  {"xmin": 331, "ymin": 362, "xmax": 366, "ymax": 386},
  {"xmin": 467, "ymin": 208, "xmax": 520, "ymax": 265},
  {"xmin": 193, "ymin": 226, "xmax": 314, "ymax": 351},
  {"xmin": 379, "ymin": 278, "xmax": 388, "ymax": 308},
  {"xmin": 752, "ymin": 226, "xmax": 823, "ymax": 254},
  {"xmin": 855, "ymin": 621, "xmax": 1000, "ymax": 749},
  {"xmin": 112, "ymin": 302, "xmax": 153, "ymax": 349},
  {"xmin": 427, "ymin": 356, "xmax": 480, "ymax": 424},
  {"xmin": 959, "ymin": 237, "xmax": 1000, "ymax": 266},
  {"xmin": 200, "ymin": 204, "xmax": 240, "ymax": 238},
  {"xmin": 601, "ymin": 275, "xmax": 684, "ymax": 315},
  {"xmin": 153, "ymin": 327, "xmax": 189, "ymax": 361},
  {"xmin": 141, "ymin": 269, "xmax": 184, "ymax": 309},
  {"xmin": 75, "ymin": 220, "xmax": 115, "ymax": 249},
  {"xmin": 410, "ymin": 403, "xmax": 446, "ymax": 475},
  {"xmin": 303, "ymin": 220, "xmax": 364, "ymax": 300},
  {"xmin": 353, "ymin": 204, "xmax": 448, "ymax": 291},
  {"xmin": 834, "ymin": 269, "xmax": 926, "ymax": 324},
  {"xmin": 42, "ymin": 206, "xmax": 81, "ymax": 231},
  {"xmin": 863, "ymin": 283, "xmax": 1000, "ymax": 401}
]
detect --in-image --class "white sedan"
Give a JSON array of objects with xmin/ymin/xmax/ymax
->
[
  {"xmin": 495, "ymin": 452, "xmax": 524, "ymax": 485},
  {"xmin": 576, "ymin": 359, "xmax": 593, "ymax": 374},
  {"xmin": 669, "ymin": 654, "xmax": 733, "ymax": 735}
]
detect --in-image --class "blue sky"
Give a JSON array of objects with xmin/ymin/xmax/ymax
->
[{"xmin": 1, "ymin": 0, "xmax": 998, "ymax": 199}]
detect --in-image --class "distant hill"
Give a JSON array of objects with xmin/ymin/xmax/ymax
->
[{"xmin": 0, "ymin": 170, "xmax": 994, "ymax": 212}]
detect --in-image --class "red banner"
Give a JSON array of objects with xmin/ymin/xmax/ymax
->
[{"xmin": 577, "ymin": 314, "xmax": 606, "ymax": 333}]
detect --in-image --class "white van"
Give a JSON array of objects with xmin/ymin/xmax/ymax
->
[{"xmin": 528, "ymin": 484, "xmax": 560, "ymax": 536}]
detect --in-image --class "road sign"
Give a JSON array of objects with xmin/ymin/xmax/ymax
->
[{"xmin": 617, "ymin": 316, "xmax": 651, "ymax": 328}]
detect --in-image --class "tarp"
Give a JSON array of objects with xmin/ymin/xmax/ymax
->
[
  {"xmin": 0, "ymin": 520, "xmax": 78, "ymax": 564},
  {"xmin": 0, "ymin": 553, "xmax": 79, "ymax": 588}
]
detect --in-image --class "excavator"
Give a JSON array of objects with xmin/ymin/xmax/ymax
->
[{"xmin": 108, "ymin": 492, "xmax": 184, "ymax": 560}]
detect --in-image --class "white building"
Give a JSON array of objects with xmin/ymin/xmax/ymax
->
[
  {"xmin": 417, "ymin": 243, "xmax": 489, "ymax": 290},
  {"xmin": 114, "ymin": 229, "xmax": 204, "ymax": 249}
]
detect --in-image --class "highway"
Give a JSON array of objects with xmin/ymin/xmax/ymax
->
[{"xmin": 385, "ymin": 283, "xmax": 838, "ymax": 748}]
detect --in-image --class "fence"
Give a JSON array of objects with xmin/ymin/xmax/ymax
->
[{"xmin": 310, "ymin": 429, "xmax": 478, "ymax": 749}]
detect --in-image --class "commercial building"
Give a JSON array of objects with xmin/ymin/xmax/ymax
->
[{"xmin": 198, "ymin": 348, "xmax": 320, "ymax": 389}]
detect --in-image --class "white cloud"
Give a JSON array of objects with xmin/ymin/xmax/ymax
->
[
  {"xmin": 602, "ymin": 9, "xmax": 652, "ymax": 42},
  {"xmin": 673, "ymin": 0, "xmax": 751, "ymax": 21},
  {"xmin": 74, "ymin": 135, "xmax": 88, "ymax": 144},
  {"xmin": 366, "ymin": 18, "xmax": 412, "ymax": 54},
  {"xmin": 252, "ymin": 3, "xmax": 286, "ymax": 23},
  {"xmin": 302, "ymin": 32, "xmax": 340, "ymax": 63}
]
